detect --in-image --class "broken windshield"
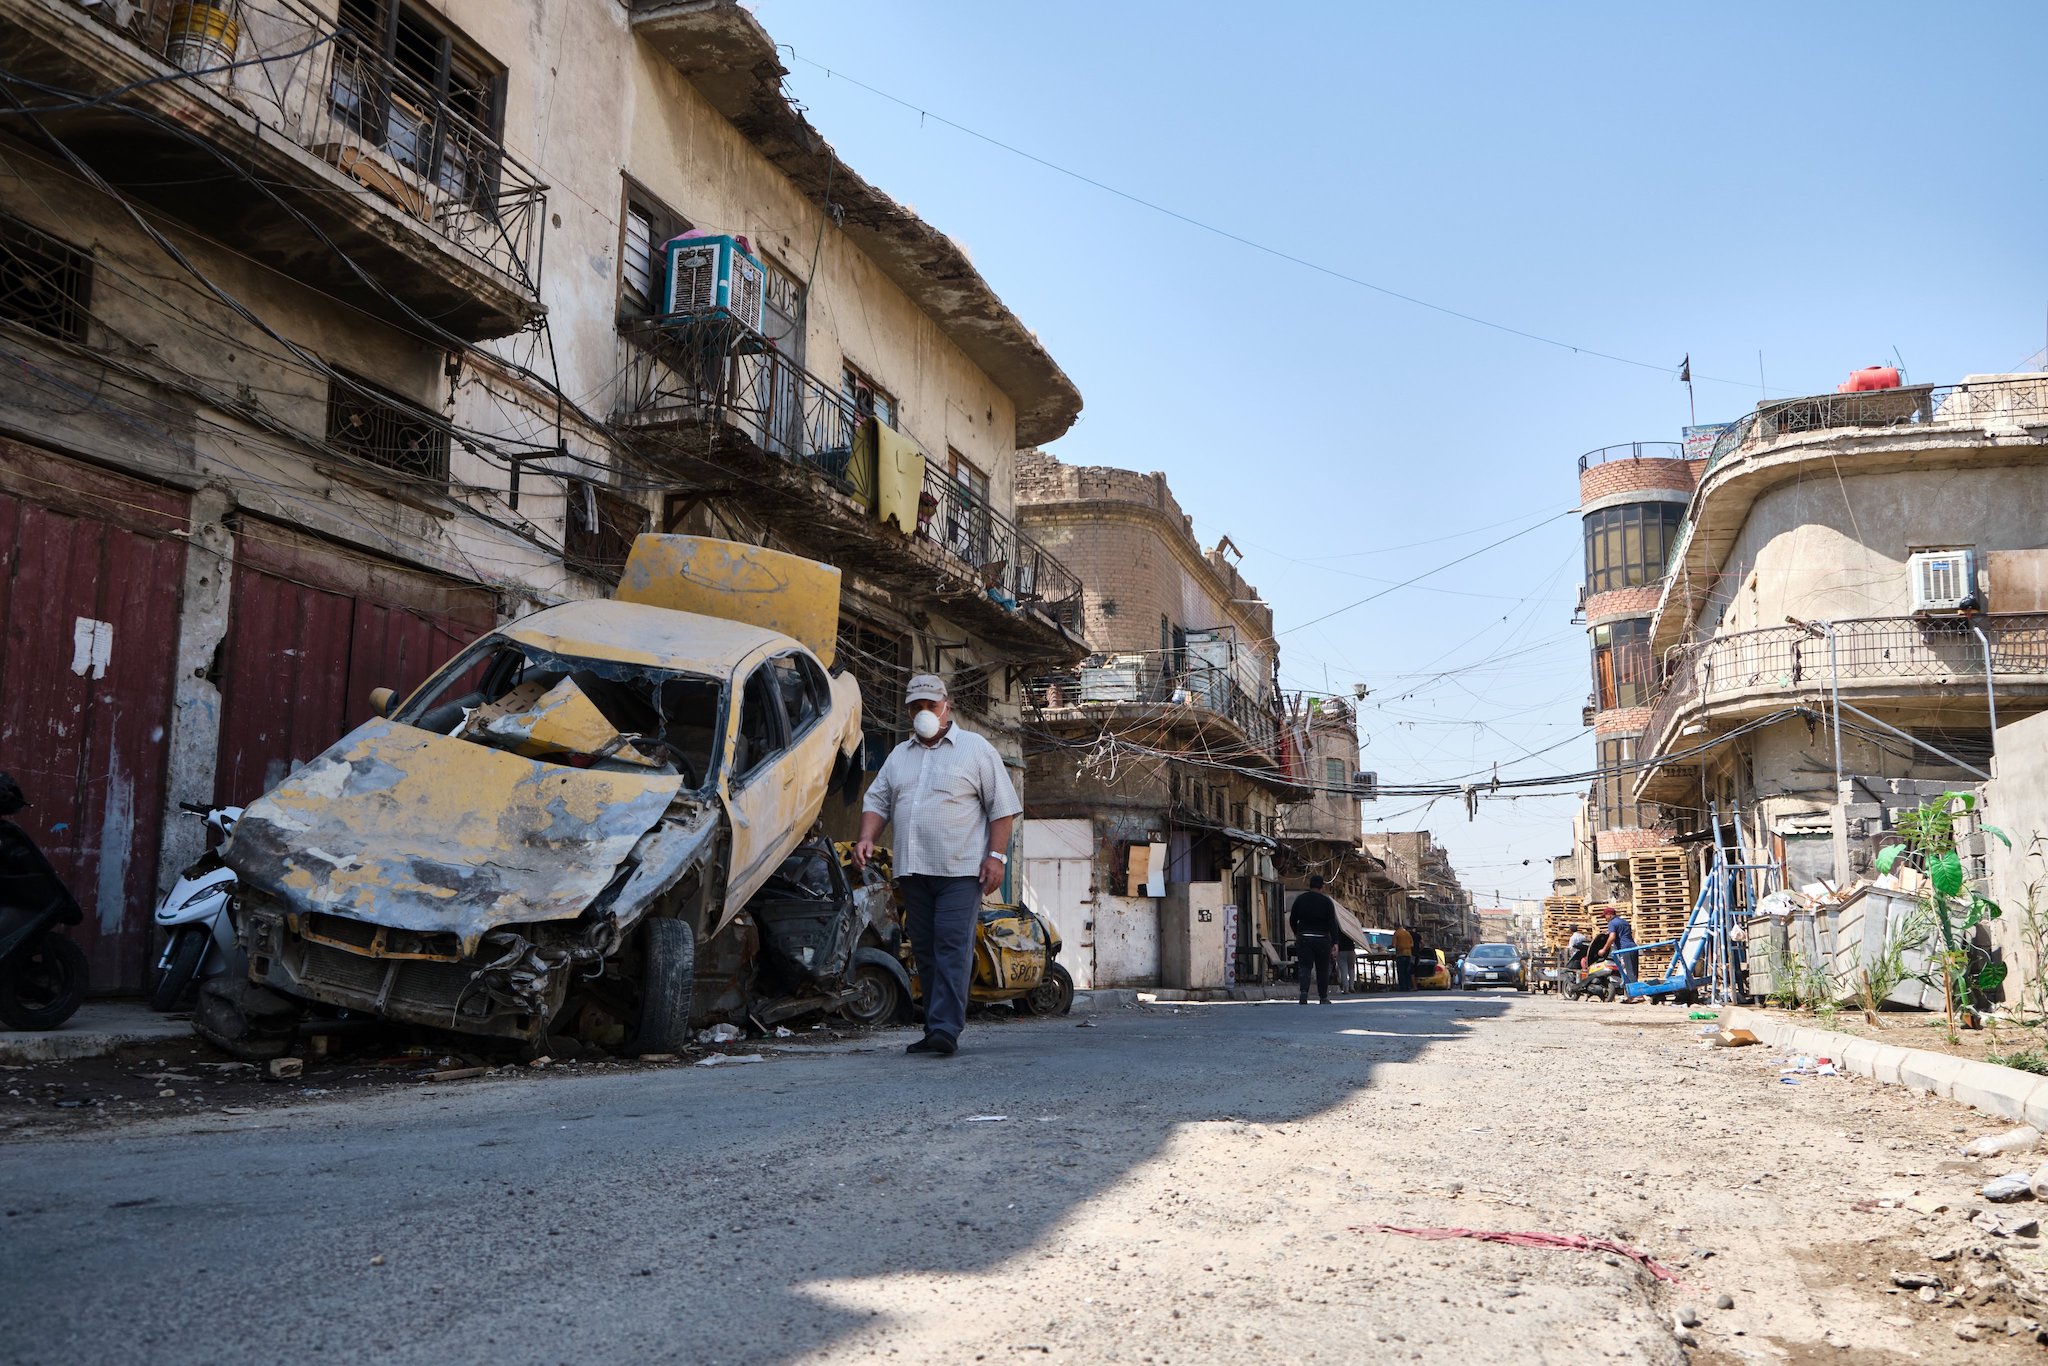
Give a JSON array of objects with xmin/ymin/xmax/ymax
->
[{"xmin": 397, "ymin": 637, "xmax": 725, "ymax": 790}]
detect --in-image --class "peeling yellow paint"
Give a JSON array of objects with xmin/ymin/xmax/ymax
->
[
  {"xmin": 613, "ymin": 535, "xmax": 842, "ymax": 668},
  {"xmin": 468, "ymin": 675, "xmax": 657, "ymax": 765}
]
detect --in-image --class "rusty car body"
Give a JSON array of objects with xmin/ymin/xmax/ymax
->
[{"xmin": 221, "ymin": 536, "xmax": 864, "ymax": 1050}]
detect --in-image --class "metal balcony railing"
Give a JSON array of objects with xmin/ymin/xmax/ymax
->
[
  {"xmin": 1705, "ymin": 376, "xmax": 2048, "ymax": 472},
  {"xmin": 618, "ymin": 318, "xmax": 1084, "ymax": 631},
  {"xmin": 89, "ymin": 0, "xmax": 546, "ymax": 292},
  {"xmin": 1576, "ymin": 441, "xmax": 1685, "ymax": 473},
  {"xmin": 1640, "ymin": 612, "xmax": 2048, "ymax": 756},
  {"xmin": 915, "ymin": 463, "xmax": 1083, "ymax": 624},
  {"xmin": 1028, "ymin": 647, "xmax": 1280, "ymax": 758}
]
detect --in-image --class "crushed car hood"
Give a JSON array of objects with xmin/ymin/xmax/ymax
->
[{"xmin": 226, "ymin": 718, "xmax": 684, "ymax": 946}]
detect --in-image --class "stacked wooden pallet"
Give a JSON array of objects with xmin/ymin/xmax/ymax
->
[
  {"xmin": 1540, "ymin": 896, "xmax": 1596, "ymax": 949},
  {"xmin": 1627, "ymin": 848, "xmax": 1694, "ymax": 980}
]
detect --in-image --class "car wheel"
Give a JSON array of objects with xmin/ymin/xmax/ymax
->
[
  {"xmin": 0, "ymin": 932, "xmax": 87, "ymax": 1031},
  {"xmin": 638, "ymin": 917, "xmax": 696, "ymax": 1054},
  {"xmin": 149, "ymin": 927, "xmax": 209, "ymax": 1012},
  {"xmin": 838, "ymin": 961, "xmax": 902, "ymax": 1028},
  {"xmin": 1018, "ymin": 962, "xmax": 1075, "ymax": 1016}
]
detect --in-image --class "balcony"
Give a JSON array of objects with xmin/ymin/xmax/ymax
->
[
  {"xmin": 1636, "ymin": 612, "xmax": 2048, "ymax": 797},
  {"xmin": 1, "ymin": 0, "xmax": 546, "ymax": 340},
  {"xmin": 1577, "ymin": 441, "xmax": 1684, "ymax": 473},
  {"xmin": 614, "ymin": 318, "xmax": 1085, "ymax": 661},
  {"xmin": 1026, "ymin": 648, "xmax": 1292, "ymax": 785}
]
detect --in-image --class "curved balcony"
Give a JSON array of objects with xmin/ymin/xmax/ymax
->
[
  {"xmin": 1027, "ymin": 649, "xmax": 1291, "ymax": 788},
  {"xmin": 1577, "ymin": 441, "xmax": 1684, "ymax": 473},
  {"xmin": 1636, "ymin": 612, "xmax": 2048, "ymax": 793}
]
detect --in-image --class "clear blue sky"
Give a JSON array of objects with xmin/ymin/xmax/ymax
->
[{"xmin": 751, "ymin": 0, "xmax": 2048, "ymax": 903}]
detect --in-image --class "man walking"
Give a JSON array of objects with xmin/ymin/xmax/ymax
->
[
  {"xmin": 1393, "ymin": 922, "xmax": 1414, "ymax": 992},
  {"xmin": 1290, "ymin": 876, "xmax": 1339, "ymax": 1005},
  {"xmin": 853, "ymin": 674, "xmax": 1021, "ymax": 1057}
]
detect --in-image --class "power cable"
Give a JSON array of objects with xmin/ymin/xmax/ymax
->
[{"xmin": 782, "ymin": 49, "xmax": 1775, "ymax": 392}]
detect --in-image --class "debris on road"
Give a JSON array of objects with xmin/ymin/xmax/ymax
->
[
  {"xmin": 267, "ymin": 1058, "xmax": 302, "ymax": 1080},
  {"xmin": 698, "ymin": 1023, "xmax": 744, "ymax": 1045},
  {"xmin": 1963, "ymin": 1125, "xmax": 2042, "ymax": 1159},
  {"xmin": 963, "ymin": 1114, "xmax": 1009, "ymax": 1123},
  {"xmin": 1982, "ymin": 1172, "xmax": 2035, "ymax": 1203},
  {"xmin": 1359, "ymin": 1225, "xmax": 1694, "ymax": 1287},
  {"xmin": 693, "ymin": 1054, "xmax": 765, "ymax": 1067}
]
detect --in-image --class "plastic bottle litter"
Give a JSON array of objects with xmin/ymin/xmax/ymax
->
[
  {"xmin": 1962, "ymin": 1125, "xmax": 2043, "ymax": 1159},
  {"xmin": 2031, "ymin": 1163, "xmax": 2048, "ymax": 1201},
  {"xmin": 696, "ymin": 1022, "xmax": 743, "ymax": 1045},
  {"xmin": 1982, "ymin": 1172, "xmax": 2035, "ymax": 1203}
]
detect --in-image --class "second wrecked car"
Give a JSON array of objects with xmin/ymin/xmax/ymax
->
[{"xmin": 218, "ymin": 536, "xmax": 865, "ymax": 1053}]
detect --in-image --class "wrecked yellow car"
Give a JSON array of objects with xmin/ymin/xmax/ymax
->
[{"xmin": 218, "ymin": 536, "xmax": 864, "ymax": 1053}]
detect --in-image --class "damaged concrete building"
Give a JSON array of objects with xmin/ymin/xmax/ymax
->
[
  {"xmin": 1013, "ymin": 451, "xmax": 1304, "ymax": 989},
  {"xmin": 0, "ymin": 0, "xmax": 1083, "ymax": 992},
  {"xmin": 1631, "ymin": 375, "xmax": 2048, "ymax": 890}
]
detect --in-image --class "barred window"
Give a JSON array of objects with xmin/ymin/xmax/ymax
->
[
  {"xmin": 951, "ymin": 664, "xmax": 992, "ymax": 717},
  {"xmin": 325, "ymin": 373, "xmax": 449, "ymax": 484},
  {"xmin": 0, "ymin": 215, "xmax": 91, "ymax": 343},
  {"xmin": 562, "ymin": 479, "xmax": 650, "ymax": 584},
  {"xmin": 1583, "ymin": 502, "xmax": 1684, "ymax": 594}
]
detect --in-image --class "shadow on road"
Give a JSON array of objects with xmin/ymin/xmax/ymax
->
[{"xmin": 0, "ymin": 991, "xmax": 1514, "ymax": 1364}]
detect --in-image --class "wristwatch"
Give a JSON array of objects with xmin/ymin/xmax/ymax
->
[{"xmin": 986, "ymin": 851, "xmax": 1008, "ymax": 863}]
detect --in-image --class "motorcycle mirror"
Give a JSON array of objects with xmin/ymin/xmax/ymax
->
[{"xmin": 367, "ymin": 686, "xmax": 396, "ymax": 718}]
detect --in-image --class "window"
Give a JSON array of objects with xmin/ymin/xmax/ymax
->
[
  {"xmin": 0, "ymin": 215, "xmax": 90, "ymax": 343},
  {"xmin": 1590, "ymin": 617, "xmax": 1655, "ymax": 709},
  {"xmin": 733, "ymin": 665, "xmax": 787, "ymax": 781},
  {"xmin": 761, "ymin": 257, "xmax": 804, "ymax": 357},
  {"xmin": 562, "ymin": 479, "xmax": 650, "ymax": 584},
  {"xmin": 841, "ymin": 363, "xmax": 897, "ymax": 430},
  {"xmin": 332, "ymin": 0, "xmax": 505, "ymax": 207},
  {"xmin": 767, "ymin": 652, "xmax": 827, "ymax": 740},
  {"xmin": 835, "ymin": 618, "xmax": 907, "ymax": 768},
  {"xmin": 1324, "ymin": 757, "xmax": 1348, "ymax": 792},
  {"xmin": 1595, "ymin": 736, "xmax": 1639, "ymax": 830},
  {"xmin": 1582, "ymin": 503, "xmax": 1685, "ymax": 594},
  {"xmin": 946, "ymin": 449, "xmax": 993, "ymax": 566},
  {"xmin": 325, "ymin": 372, "xmax": 450, "ymax": 485},
  {"xmin": 620, "ymin": 181, "xmax": 687, "ymax": 318}
]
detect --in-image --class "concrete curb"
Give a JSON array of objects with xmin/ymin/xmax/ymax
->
[
  {"xmin": 1070, "ymin": 989, "xmax": 1138, "ymax": 1013},
  {"xmin": 0, "ymin": 1003, "xmax": 192, "ymax": 1064},
  {"xmin": 1727, "ymin": 1006, "xmax": 2048, "ymax": 1123}
]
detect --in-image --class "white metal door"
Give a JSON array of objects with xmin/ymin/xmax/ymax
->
[{"xmin": 1021, "ymin": 819, "xmax": 1095, "ymax": 988}]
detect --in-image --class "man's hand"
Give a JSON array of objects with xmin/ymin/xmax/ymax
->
[
  {"xmin": 979, "ymin": 854, "xmax": 1005, "ymax": 898},
  {"xmin": 851, "ymin": 837, "xmax": 874, "ymax": 871}
]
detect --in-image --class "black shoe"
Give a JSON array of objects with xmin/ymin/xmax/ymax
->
[
  {"xmin": 928, "ymin": 1033, "xmax": 957, "ymax": 1056},
  {"xmin": 1298, "ymin": 997, "xmax": 1309, "ymax": 1005},
  {"xmin": 905, "ymin": 1035, "xmax": 938, "ymax": 1054},
  {"xmin": 1319, "ymin": 997, "xmax": 1331, "ymax": 1005}
]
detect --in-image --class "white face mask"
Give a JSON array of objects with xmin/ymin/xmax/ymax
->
[{"xmin": 912, "ymin": 709, "xmax": 942, "ymax": 740}]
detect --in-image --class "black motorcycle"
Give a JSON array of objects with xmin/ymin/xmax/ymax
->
[{"xmin": 0, "ymin": 773, "xmax": 89, "ymax": 1029}]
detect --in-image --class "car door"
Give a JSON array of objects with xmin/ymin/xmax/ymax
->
[
  {"xmin": 718, "ymin": 655, "xmax": 792, "ymax": 924},
  {"xmin": 767, "ymin": 649, "xmax": 840, "ymax": 831}
]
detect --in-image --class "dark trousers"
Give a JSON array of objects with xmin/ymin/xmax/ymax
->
[
  {"xmin": 1615, "ymin": 946, "xmax": 1640, "ymax": 984},
  {"xmin": 1297, "ymin": 934, "xmax": 1332, "ymax": 1001},
  {"xmin": 901, "ymin": 874, "xmax": 979, "ymax": 1043},
  {"xmin": 1396, "ymin": 955, "xmax": 1414, "ymax": 991}
]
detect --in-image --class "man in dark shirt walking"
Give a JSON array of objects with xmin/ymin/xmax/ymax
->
[{"xmin": 1290, "ymin": 875, "xmax": 1339, "ymax": 1006}]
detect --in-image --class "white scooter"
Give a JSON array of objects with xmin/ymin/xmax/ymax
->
[{"xmin": 150, "ymin": 801, "xmax": 242, "ymax": 1011}]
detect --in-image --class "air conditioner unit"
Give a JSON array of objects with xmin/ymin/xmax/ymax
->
[
  {"xmin": 1353, "ymin": 770, "xmax": 1379, "ymax": 802},
  {"xmin": 1078, "ymin": 667, "xmax": 1139, "ymax": 703},
  {"xmin": 1908, "ymin": 549, "xmax": 1977, "ymax": 614},
  {"xmin": 662, "ymin": 235, "xmax": 765, "ymax": 331}
]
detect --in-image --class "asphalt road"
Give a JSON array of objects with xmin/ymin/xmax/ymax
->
[{"xmin": 0, "ymin": 993, "xmax": 2034, "ymax": 1364}]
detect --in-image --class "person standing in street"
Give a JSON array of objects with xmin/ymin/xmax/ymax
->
[
  {"xmin": 853, "ymin": 674, "xmax": 1021, "ymax": 1057},
  {"xmin": 1290, "ymin": 876, "xmax": 1339, "ymax": 1005},
  {"xmin": 1393, "ymin": 922, "xmax": 1414, "ymax": 991},
  {"xmin": 1606, "ymin": 907, "xmax": 1640, "ymax": 999}
]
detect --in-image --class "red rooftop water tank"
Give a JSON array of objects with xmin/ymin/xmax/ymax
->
[{"xmin": 1838, "ymin": 366, "xmax": 1901, "ymax": 393}]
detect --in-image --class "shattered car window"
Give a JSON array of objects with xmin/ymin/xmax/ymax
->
[{"xmin": 396, "ymin": 639, "xmax": 725, "ymax": 788}]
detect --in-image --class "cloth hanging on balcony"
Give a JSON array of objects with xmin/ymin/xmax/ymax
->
[{"xmin": 872, "ymin": 420, "xmax": 924, "ymax": 528}]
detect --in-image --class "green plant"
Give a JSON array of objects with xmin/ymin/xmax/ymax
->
[
  {"xmin": 1852, "ymin": 902, "xmax": 1933, "ymax": 1018},
  {"xmin": 1877, "ymin": 791, "xmax": 2010, "ymax": 1039},
  {"xmin": 1986, "ymin": 1047, "xmax": 2048, "ymax": 1076},
  {"xmin": 2013, "ymin": 834, "xmax": 2048, "ymax": 1025}
]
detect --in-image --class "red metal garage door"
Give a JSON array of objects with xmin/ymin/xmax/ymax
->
[
  {"xmin": 214, "ymin": 521, "xmax": 497, "ymax": 805},
  {"xmin": 0, "ymin": 444, "xmax": 188, "ymax": 992}
]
